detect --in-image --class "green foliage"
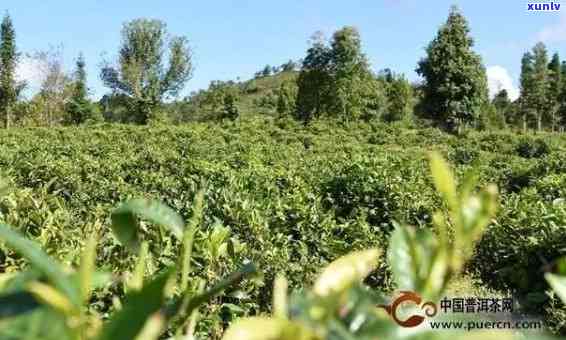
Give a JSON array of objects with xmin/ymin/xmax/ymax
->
[
  {"xmin": 382, "ymin": 74, "xmax": 414, "ymax": 122},
  {"xmin": 296, "ymin": 32, "xmax": 333, "ymax": 123},
  {"xmin": 531, "ymin": 43, "xmax": 551, "ymax": 131},
  {"xmin": 416, "ymin": 6, "xmax": 488, "ymax": 133},
  {"xmin": 0, "ymin": 13, "xmax": 20, "ymax": 129},
  {"xmin": 296, "ymin": 28, "xmax": 385, "ymax": 124},
  {"xmin": 222, "ymin": 92, "xmax": 240, "ymax": 121},
  {"xmin": 66, "ymin": 54, "xmax": 101, "ymax": 125},
  {"xmin": 0, "ymin": 194, "xmax": 256, "ymax": 339},
  {"xmin": 327, "ymin": 26, "xmax": 376, "ymax": 121},
  {"xmin": 490, "ymin": 89, "xmax": 511, "ymax": 128},
  {"xmin": 276, "ymin": 82, "xmax": 297, "ymax": 117},
  {"xmin": 220, "ymin": 153, "xmax": 516, "ymax": 340},
  {"xmin": 515, "ymin": 137, "xmax": 550, "ymax": 158},
  {"xmin": 1, "ymin": 120, "xmax": 566, "ymax": 337},
  {"xmin": 100, "ymin": 18, "xmax": 193, "ymax": 124},
  {"xmin": 548, "ymin": 53, "xmax": 561, "ymax": 131}
]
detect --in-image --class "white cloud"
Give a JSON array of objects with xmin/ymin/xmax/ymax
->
[
  {"xmin": 536, "ymin": 15, "xmax": 566, "ymax": 43},
  {"xmin": 486, "ymin": 65, "xmax": 519, "ymax": 101},
  {"xmin": 16, "ymin": 56, "xmax": 47, "ymax": 96}
]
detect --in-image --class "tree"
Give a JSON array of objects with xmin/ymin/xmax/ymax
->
[
  {"xmin": 33, "ymin": 46, "xmax": 72, "ymax": 127},
  {"xmin": 66, "ymin": 54, "xmax": 100, "ymax": 124},
  {"xmin": 492, "ymin": 89, "xmax": 511, "ymax": 125},
  {"xmin": 519, "ymin": 52, "xmax": 535, "ymax": 131},
  {"xmin": 221, "ymin": 92, "xmax": 239, "ymax": 120},
  {"xmin": 416, "ymin": 6, "xmax": 488, "ymax": 134},
  {"xmin": 328, "ymin": 26, "xmax": 375, "ymax": 121},
  {"xmin": 276, "ymin": 82, "xmax": 297, "ymax": 117},
  {"xmin": 261, "ymin": 65, "xmax": 272, "ymax": 77},
  {"xmin": 530, "ymin": 42, "xmax": 550, "ymax": 131},
  {"xmin": 382, "ymin": 74, "xmax": 413, "ymax": 122},
  {"xmin": 101, "ymin": 18, "xmax": 193, "ymax": 124},
  {"xmin": 0, "ymin": 14, "xmax": 20, "ymax": 129},
  {"xmin": 481, "ymin": 89, "xmax": 510, "ymax": 130},
  {"xmin": 548, "ymin": 52, "xmax": 561, "ymax": 131},
  {"xmin": 296, "ymin": 31, "xmax": 332, "ymax": 123},
  {"xmin": 559, "ymin": 61, "xmax": 566, "ymax": 131},
  {"xmin": 280, "ymin": 60, "xmax": 297, "ymax": 72}
]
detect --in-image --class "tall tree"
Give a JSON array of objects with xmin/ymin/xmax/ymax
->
[
  {"xmin": 296, "ymin": 31, "xmax": 332, "ymax": 123},
  {"xmin": 0, "ymin": 14, "xmax": 18, "ymax": 128},
  {"xmin": 328, "ymin": 26, "xmax": 375, "ymax": 120},
  {"xmin": 382, "ymin": 74, "xmax": 413, "ymax": 122},
  {"xmin": 530, "ymin": 42, "xmax": 550, "ymax": 131},
  {"xmin": 486, "ymin": 89, "xmax": 510, "ymax": 129},
  {"xmin": 276, "ymin": 82, "xmax": 297, "ymax": 117},
  {"xmin": 221, "ymin": 92, "xmax": 239, "ymax": 121},
  {"xmin": 519, "ymin": 52, "xmax": 535, "ymax": 131},
  {"xmin": 416, "ymin": 6, "xmax": 488, "ymax": 134},
  {"xmin": 559, "ymin": 61, "xmax": 566, "ymax": 131},
  {"xmin": 101, "ymin": 18, "xmax": 193, "ymax": 124},
  {"xmin": 548, "ymin": 52, "xmax": 561, "ymax": 131},
  {"xmin": 280, "ymin": 60, "xmax": 297, "ymax": 72},
  {"xmin": 66, "ymin": 54, "xmax": 100, "ymax": 124},
  {"xmin": 34, "ymin": 46, "xmax": 71, "ymax": 127},
  {"xmin": 492, "ymin": 89, "xmax": 511, "ymax": 125}
]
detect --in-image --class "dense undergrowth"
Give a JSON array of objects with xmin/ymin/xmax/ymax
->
[{"xmin": 0, "ymin": 117, "xmax": 565, "ymax": 337}]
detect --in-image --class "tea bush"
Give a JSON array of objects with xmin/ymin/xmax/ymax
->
[{"xmin": 0, "ymin": 118, "xmax": 565, "ymax": 336}]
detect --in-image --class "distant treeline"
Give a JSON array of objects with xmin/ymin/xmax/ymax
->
[{"xmin": 0, "ymin": 6, "xmax": 563, "ymax": 134}]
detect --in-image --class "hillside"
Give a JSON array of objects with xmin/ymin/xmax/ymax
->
[{"xmin": 237, "ymin": 70, "xmax": 299, "ymax": 114}]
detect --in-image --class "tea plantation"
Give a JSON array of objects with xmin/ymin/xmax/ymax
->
[{"xmin": 0, "ymin": 118, "xmax": 565, "ymax": 337}]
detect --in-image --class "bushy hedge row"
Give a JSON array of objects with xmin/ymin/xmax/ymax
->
[{"xmin": 0, "ymin": 118, "xmax": 565, "ymax": 336}]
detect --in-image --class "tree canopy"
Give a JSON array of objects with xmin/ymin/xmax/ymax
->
[
  {"xmin": 101, "ymin": 18, "xmax": 193, "ymax": 124},
  {"xmin": 416, "ymin": 6, "xmax": 488, "ymax": 134}
]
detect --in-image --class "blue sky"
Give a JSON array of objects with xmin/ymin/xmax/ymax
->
[{"xmin": 2, "ymin": 0, "xmax": 566, "ymax": 100}]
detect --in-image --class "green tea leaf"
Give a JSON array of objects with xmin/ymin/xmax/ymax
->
[
  {"xmin": 0, "ymin": 224, "xmax": 79, "ymax": 307},
  {"xmin": 0, "ymin": 177, "xmax": 9, "ymax": 197},
  {"xmin": 111, "ymin": 199, "xmax": 185, "ymax": 251},
  {"xmin": 222, "ymin": 317, "xmax": 317, "ymax": 340},
  {"xmin": 27, "ymin": 282, "xmax": 75, "ymax": 316},
  {"xmin": 128, "ymin": 241, "xmax": 149, "ymax": 292},
  {"xmin": 388, "ymin": 224, "xmax": 417, "ymax": 291},
  {"xmin": 429, "ymin": 152, "xmax": 457, "ymax": 211},
  {"xmin": 546, "ymin": 273, "xmax": 566, "ymax": 304},
  {"xmin": 0, "ymin": 291, "xmax": 40, "ymax": 318},
  {"xmin": 98, "ymin": 268, "xmax": 174, "ymax": 340},
  {"xmin": 313, "ymin": 249, "xmax": 380, "ymax": 297},
  {"xmin": 79, "ymin": 234, "xmax": 98, "ymax": 303},
  {"xmin": 167, "ymin": 263, "xmax": 257, "ymax": 319}
]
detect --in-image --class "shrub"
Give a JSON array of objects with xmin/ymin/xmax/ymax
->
[{"xmin": 515, "ymin": 138, "xmax": 551, "ymax": 158}]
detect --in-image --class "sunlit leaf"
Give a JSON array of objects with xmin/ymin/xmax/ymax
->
[
  {"xmin": 429, "ymin": 152, "xmax": 457, "ymax": 211},
  {"xmin": 273, "ymin": 274, "xmax": 288, "ymax": 319},
  {"xmin": 167, "ymin": 263, "xmax": 257, "ymax": 319},
  {"xmin": 0, "ymin": 224, "xmax": 79, "ymax": 307},
  {"xmin": 79, "ymin": 234, "xmax": 98, "ymax": 303},
  {"xmin": 0, "ymin": 177, "xmax": 9, "ymax": 197},
  {"xmin": 98, "ymin": 268, "xmax": 174, "ymax": 340},
  {"xmin": 546, "ymin": 273, "xmax": 566, "ymax": 304},
  {"xmin": 111, "ymin": 199, "xmax": 185, "ymax": 252},
  {"xmin": 388, "ymin": 224, "xmax": 417, "ymax": 291},
  {"xmin": 313, "ymin": 249, "xmax": 380, "ymax": 297},
  {"xmin": 222, "ymin": 317, "xmax": 317, "ymax": 340},
  {"xmin": 27, "ymin": 282, "xmax": 75, "ymax": 316}
]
